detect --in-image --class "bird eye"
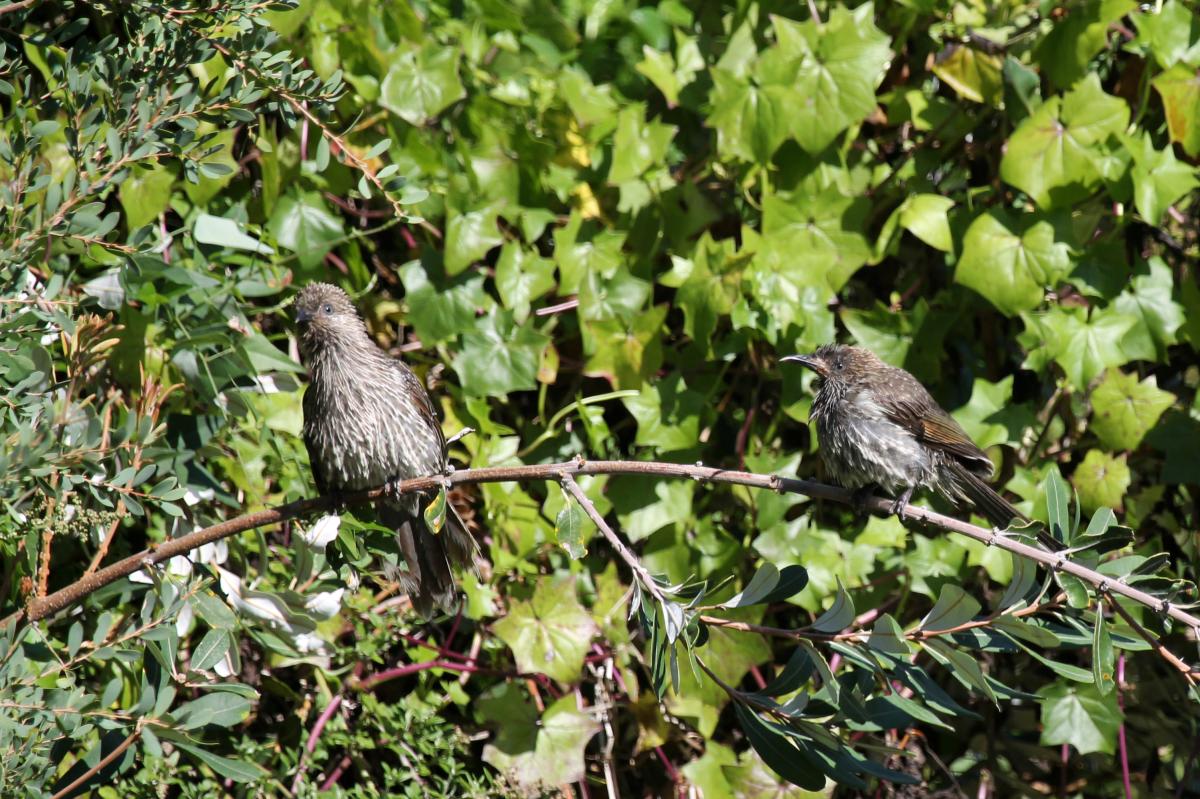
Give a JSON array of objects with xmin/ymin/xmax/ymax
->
[
  {"xmin": 322, "ymin": 303, "xmax": 334, "ymax": 315},
  {"xmin": 834, "ymin": 358, "xmax": 844, "ymax": 371}
]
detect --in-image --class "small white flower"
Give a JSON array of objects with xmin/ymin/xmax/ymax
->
[
  {"xmin": 174, "ymin": 600, "xmax": 194, "ymax": 637},
  {"xmin": 166, "ymin": 555, "xmax": 192, "ymax": 578},
  {"xmin": 293, "ymin": 632, "xmax": 327, "ymax": 654},
  {"xmin": 183, "ymin": 487, "xmax": 215, "ymax": 507},
  {"xmin": 300, "ymin": 515, "xmax": 341, "ymax": 551},
  {"xmin": 217, "ymin": 567, "xmax": 292, "ymax": 630},
  {"xmin": 304, "ymin": 588, "xmax": 345, "ymax": 620},
  {"xmin": 213, "ymin": 651, "xmax": 236, "ymax": 678},
  {"xmin": 192, "ymin": 539, "xmax": 228, "ymax": 566},
  {"xmin": 346, "ymin": 570, "xmax": 360, "ymax": 592}
]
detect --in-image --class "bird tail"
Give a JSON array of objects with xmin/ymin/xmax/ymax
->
[
  {"xmin": 381, "ymin": 501, "xmax": 479, "ymax": 618},
  {"xmin": 940, "ymin": 460, "xmax": 1063, "ymax": 551}
]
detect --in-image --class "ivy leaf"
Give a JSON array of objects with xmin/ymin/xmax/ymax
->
[
  {"xmin": 267, "ymin": 191, "xmax": 344, "ymax": 270},
  {"xmin": 398, "ymin": 260, "xmax": 491, "ymax": 345},
  {"xmin": 1090, "ymin": 368, "xmax": 1175, "ymax": 451},
  {"xmin": 1127, "ymin": 133, "xmax": 1199, "ymax": 225},
  {"xmin": 1000, "ymin": 74, "xmax": 1130, "ymax": 208},
  {"xmin": 120, "ymin": 164, "xmax": 175, "ymax": 230},
  {"xmin": 956, "ymin": 211, "xmax": 1071, "ymax": 316},
  {"xmin": 1071, "ymin": 450, "xmax": 1131, "ymax": 514},
  {"xmin": 582, "ymin": 305, "xmax": 667, "ymax": 389},
  {"xmin": 492, "ymin": 576, "xmax": 598, "ymax": 683},
  {"xmin": 708, "ymin": 70, "xmax": 787, "ymax": 164},
  {"xmin": 932, "ymin": 45, "xmax": 1003, "ymax": 105},
  {"xmin": 951, "ymin": 376, "xmax": 1034, "ymax": 449},
  {"xmin": 1134, "ymin": 0, "xmax": 1200, "ymax": 69},
  {"xmin": 495, "ymin": 242, "xmax": 554, "ymax": 323},
  {"xmin": 1033, "ymin": 0, "xmax": 1136, "ymax": 89},
  {"xmin": 1022, "ymin": 306, "xmax": 1135, "ymax": 390},
  {"xmin": 1152, "ymin": 63, "xmax": 1200, "ymax": 157},
  {"xmin": 380, "ymin": 45, "xmax": 465, "ymax": 125},
  {"xmin": 1113, "ymin": 257, "xmax": 1185, "ymax": 361},
  {"xmin": 1038, "ymin": 681, "xmax": 1121, "ymax": 755},
  {"xmin": 451, "ymin": 309, "xmax": 550, "ymax": 397},
  {"xmin": 674, "ymin": 234, "xmax": 746, "ymax": 354},
  {"xmin": 761, "ymin": 187, "xmax": 872, "ymax": 293},
  {"xmin": 608, "ymin": 103, "xmax": 676, "ymax": 184},
  {"xmin": 444, "ymin": 203, "xmax": 503, "ymax": 275},
  {"xmin": 765, "ymin": 7, "xmax": 893, "ymax": 154},
  {"xmin": 480, "ymin": 687, "xmax": 600, "ymax": 788},
  {"xmin": 622, "ymin": 373, "xmax": 705, "ymax": 451}
]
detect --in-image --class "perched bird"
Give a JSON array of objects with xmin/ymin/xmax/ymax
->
[
  {"xmin": 782, "ymin": 344, "xmax": 1061, "ymax": 550},
  {"xmin": 294, "ymin": 282, "xmax": 477, "ymax": 616}
]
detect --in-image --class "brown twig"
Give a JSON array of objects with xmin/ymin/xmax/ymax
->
[
  {"xmin": 1107, "ymin": 594, "xmax": 1198, "ymax": 684},
  {"xmin": 49, "ymin": 724, "xmax": 142, "ymax": 799},
  {"xmin": 9, "ymin": 460, "xmax": 1200, "ymax": 657}
]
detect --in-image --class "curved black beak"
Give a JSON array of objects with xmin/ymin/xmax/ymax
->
[
  {"xmin": 295, "ymin": 306, "xmax": 314, "ymax": 324},
  {"xmin": 780, "ymin": 353, "xmax": 828, "ymax": 377}
]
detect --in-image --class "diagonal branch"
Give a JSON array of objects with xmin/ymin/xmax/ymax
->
[{"xmin": 9, "ymin": 459, "xmax": 1200, "ymax": 665}]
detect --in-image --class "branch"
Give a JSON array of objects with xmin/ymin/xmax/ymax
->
[
  {"xmin": 49, "ymin": 724, "xmax": 142, "ymax": 799},
  {"xmin": 10, "ymin": 460, "xmax": 1200, "ymax": 652}
]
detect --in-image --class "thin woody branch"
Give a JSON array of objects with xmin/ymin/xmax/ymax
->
[{"xmin": 9, "ymin": 459, "xmax": 1200, "ymax": 658}]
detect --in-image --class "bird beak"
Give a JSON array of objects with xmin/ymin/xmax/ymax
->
[
  {"xmin": 295, "ymin": 307, "xmax": 313, "ymax": 324},
  {"xmin": 780, "ymin": 353, "xmax": 828, "ymax": 376}
]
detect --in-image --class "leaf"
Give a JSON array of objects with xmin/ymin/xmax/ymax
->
[
  {"xmin": 898, "ymin": 194, "xmax": 954, "ymax": 252},
  {"xmin": 379, "ymin": 44, "xmax": 465, "ymax": 125},
  {"xmin": 451, "ymin": 309, "xmax": 550, "ymax": 397},
  {"xmin": 120, "ymin": 164, "xmax": 175, "ymax": 230},
  {"xmin": 708, "ymin": 69, "xmax": 788, "ymax": 164},
  {"xmin": 922, "ymin": 639, "xmax": 997, "ymax": 704},
  {"xmin": 193, "ymin": 214, "xmax": 274, "ymax": 255},
  {"xmin": 920, "ymin": 585, "xmax": 982, "ymax": 632},
  {"xmin": 621, "ymin": 373, "xmax": 705, "ymax": 452},
  {"xmin": 1092, "ymin": 611, "xmax": 1115, "ymax": 695},
  {"xmin": 554, "ymin": 501, "xmax": 589, "ymax": 559},
  {"xmin": 759, "ymin": 646, "xmax": 816, "ymax": 697},
  {"xmin": 1033, "ymin": 0, "xmax": 1136, "ymax": 89},
  {"xmin": 495, "ymin": 243, "xmax": 555, "ymax": 322},
  {"xmin": 1134, "ymin": 0, "xmax": 1200, "ymax": 69},
  {"xmin": 1038, "ymin": 681, "xmax": 1122, "ymax": 755},
  {"xmin": 1071, "ymin": 450, "xmax": 1131, "ymax": 514},
  {"xmin": 173, "ymin": 692, "xmax": 253, "ymax": 730},
  {"xmin": 608, "ymin": 103, "xmax": 676, "ymax": 184},
  {"xmin": 398, "ymin": 260, "xmax": 491, "ymax": 345},
  {"xmin": 480, "ymin": 688, "xmax": 601, "ymax": 789},
  {"xmin": 731, "ymin": 704, "xmax": 827, "ymax": 791},
  {"xmin": 1023, "ymin": 306, "xmax": 1136, "ymax": 390},
  {"xmin": 423, "ymin": 484, "xmax": 447, "ymax": 534},
  {"xmin": 1000, "ymin": 74, "xmax": 1130, "ymax": 208},
  {"xmin": 809, "ymin": 580, "xmax": 855, "ymax": 633},
  {"xmin": 444, "ymin": 203, "xmax": 503, "ymax": 275},
  {"xmin": 932, "ymin": 44, "xmax": 1003, "ymax": 105},
  {"xmin": 492, "ymin": 576, "xmax": 598, "ymax": 683},
  {"xmin": 1044, "ymin": 467, "xmax": 1072, "ymax": 545},
  {"xmin": 766, "ymin": 8, "xmax": 893, "ymax": 154},
  {"xmin": 1153, "ymin": 63, "xmax": 1200, "ymax": 156},
  {"xmin": 956, "ymin": 211, "xmax": 1071, "ymax": 315},
  {"xmin": 190, "ymin": 629, "xmax": 230, "ymax": 671},
  {"xmin": 1127, "ymin": 133, "xmax": 1199, "ymax": 225},
  {"xmin": 267, "ymin": 192, "xmax": 343, "ymax": 269},
  {"xmin": 727, "ymin": 562, "xmax": 781, "ymax": 608},
  {"xmin": 1090, "ymin": 368, "xmax": 1175, "ymax": 451},
  {"xmin": 172, "ymin": 740, "xmax": 268, "ymax": 783},
  {"xmin": 761, "ymin": 186, "xmax": 872, "ymax": 293},
  {"xmin": 1113, "ymin": 257, "xmax": 1186, "ymax": 361},
  {"xmin": 866, "ymin": 614, "xmax": 911, "ymax": 656},
  {"xmin": 758, "ymin": 565, "xmax": 810, "ymax": 606}
]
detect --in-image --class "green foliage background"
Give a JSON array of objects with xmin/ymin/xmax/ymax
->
[{"xmin": 1, "ymin": 0, "xmax": 1199, "ymax": 795}]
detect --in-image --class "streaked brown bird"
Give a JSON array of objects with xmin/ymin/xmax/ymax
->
[
  {"xmin": 295, "ymin": 282, "xmax": 477, "ymax": 616},
  {"xmin": 783, "ymin": 344, "xmax": 1061, "ymax": 550}
]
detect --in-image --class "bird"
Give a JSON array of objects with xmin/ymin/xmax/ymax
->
[
  {"xmin": 294, "ymin": 282, "xmax": 478, "ymax": 616},
  {"xmin": 782, "ymin": 343, "xmax": 1062, "ymax": 550}
]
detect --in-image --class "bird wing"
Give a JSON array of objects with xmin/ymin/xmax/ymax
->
[
  {"xmin": 392, "ymin": 358, "xmax": 446, "ymax": 451},
  {"xmin": 876, "ymin": 369, "xmax": 995, "ymax": 477}
]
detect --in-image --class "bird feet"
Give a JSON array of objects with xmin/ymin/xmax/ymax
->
[{"xmin": 889, "ymin": 487, "xmax": 915, "ymax": 522}]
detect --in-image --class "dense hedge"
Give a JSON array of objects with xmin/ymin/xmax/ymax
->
[{"xmin": 1, "ymin": 0, "xmax": 1198, "ymax": 795}]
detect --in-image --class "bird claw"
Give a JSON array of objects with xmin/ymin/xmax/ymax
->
[{"xmin": 890, "ymin": 496, "xmax": 908, "ymax": 521}]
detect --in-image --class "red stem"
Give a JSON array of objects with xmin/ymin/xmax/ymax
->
[
  {"xmin": 1117, "ymin": 654, "xmax": 1132, "ymax": 799},
  {"xmin": 358, "ymin": 659, "xmax": 477, "ymax": 691},
  {"xmin": 320, "ymin": 754, "xmax": 353, "ymax": 790}
]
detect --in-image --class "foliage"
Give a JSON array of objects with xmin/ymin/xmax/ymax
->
[{"xmin": 2, "ymin": 0, "xmax": 1200, "ymax": 796}]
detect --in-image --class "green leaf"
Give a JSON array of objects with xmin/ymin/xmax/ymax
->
[
  {"xmin": 423, "ymin": 484, "xmax": 447, "ymax": 534},
  {"xmin": 1152, "ymin": 63, "xmax": 1200, "ymax": 156},
  {"xmin": 1134, "ymin": 0, "xmax": 1200, "ymax": 69},
  {"xmin": 173, "ymin": 740, "xmax": 267, "ymax": 782},
  {"xmin": 1000, "ymin": 74, "xmax": 1130, "ymax": 207},
  {"xmin": 495, "ymin": 243, "xmax": 554, "ymax": 322},
  {"xmin": 190, "ymin": 629, "xmax": 230, "ymax": 672},
  {"xmin": 174, "ymin": 692, "xmax": 253, "ymax": 730},
  {"xmin": 379, "ymin": 45, "xmax": 465, "ymax": 125},
  {"xmin": 1092, "ymin": 610, "xmax": 1115, "ymax": 695},
  {"xmin": 1090, "ymin": 368, "xmax": 1175, "ymax": 450},
  {"xmin": 708, "ymin": 70, "xmax": 787, "ymax": 164},
  {"xmin": 621, "ymin": 373, "xmax": 705, "ymax": 452},
  {"xmin": 399, "ymin": 260, "xmax": 491, "ymax": 345},
  {"xmin": 444, "ymin": 203, "xmax": 503, "ymax": 275},
  {"xmin": 1033, "ymin": 0, "xmax": 1136, "ymax": 89},
  {"xmin": 761, "ymin": 186, "xmax": 872, "ymax": 294},
  {"xmin": 728, "ymin": 563, "xmax": 781, "ymax": 608},
  {"xmin": 809, "ymin": 580, "xmax": 855, "ymax": 633},
  {"xmin": 1071, "ymin": 450, "xmax": 1130, "ymax": 514},
  {"xmin": 1127, "ymin": 133, "xmax": 1199, "ymax": 225},
  {"xmin": 1038, "ymin": 681, "xmax": 1121, "ymax": 755},
  {"xmin": 1044, "ymin": 467, "xmax": 1072, "ymax": 546},
  {"xmin": 731, "ymin": 704, "xmax": 827, "ymax": 791},
  {"xmin": 898, "ymin": 194, "xmax": 954, "ymax": 252},
  {"xmin": 922, "ymin": 639, "xmax": 997, "ymax": 704},
  {"xmin": 608, "ymin": 103, "xmax": 676, "ymax": 184},
  {"xmin": 1023, "ymin": 306, "xmax": 1136, "ymax": 390},
  {"xmin": 766, "ymin": 7, "xmax": 893, "ymax": 154},
  {"xmin": 267, "ymin": 192, "xmax": 343, "ymax": 269},
  {"xmin": 956, "ymin": 211, "xmax": 1071, "ymax": 315},
  {"xmin": 120, "ymin": 165, "xmax": 175, "ymax": 230},
  {"xmin": 932, "ymin": 45, "xmax": 1003, "ymax": 105},
  {"xmin": 920, "ymin": 584, "xmax": 982, "ymax": 632},
  {"xmin": 492, "ymin": 576, "xmax": 598, "ymax": 683},
  {"xmin": 451, "ymin": 309, "xmax": 550, "ymax": 397},
  {"xmin": 554, "ymin": 500, "xmax": 589, "ymax": 559},
  {"xmin": 866, "ymin": 614, "xmax": 911, "ymax": 656},
  {"xmin": 194, "ymin": 214, "xmax": 274, "ymax": 255},
  {"xmin": 1113, "ymin": 257, "xmax": 1186, "ymax": 361}
]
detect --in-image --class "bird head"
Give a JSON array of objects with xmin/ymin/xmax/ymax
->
[
  {"xmin": 294, "ymin": 282, "xmax": 366, "ymax": 359},
  {"xmin": 780, "ymin": 343, "xmax": 878, "ymax": 384}
]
